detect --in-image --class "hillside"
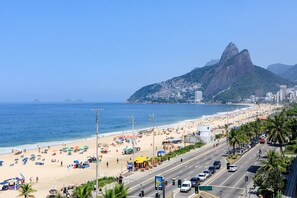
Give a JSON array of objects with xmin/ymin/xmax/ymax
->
[
  {"xmin": 128, "ymin": 43, "xmax": 294, "ymax": 103},
  {"xmin": 267, "ymin": 63, "xmax": 297, "ymax": 82}
]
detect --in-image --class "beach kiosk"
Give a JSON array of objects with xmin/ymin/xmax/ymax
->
[
  {"xmin": 134, "ymin": 156, "xmax": 150, "ymax": 169},
  {"xmin": 198, "ymin": 125, "xmax": 214, "ymax": 143}
]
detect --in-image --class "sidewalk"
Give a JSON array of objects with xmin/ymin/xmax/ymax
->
[
  {"xmin": 123, "ymin": 140, "xmax": 225, "ymax": 185},
  {"xmin": 283, "ymin": 157, "xmax": 297, "ymax": 198}
]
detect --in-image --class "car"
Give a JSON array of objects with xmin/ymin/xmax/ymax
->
[
  {"xmin": 228, "ymin": 165, "xmax": 238, "ymax": 172},
  {"xmin": 213, "ymin": 160, "xmax": 221, "ymax": 169},
  {"xmin": 203, "ymin": 170, "xmax": 211, "ymax": 177},
  {"xmin": 180, "ymin": 181, "xmax": 192, "ymax": 193},
  {"xmin": 198, "ymin": 173, "xmax": 207, "ymax": 182},
  {"xmin": 190, "ymin": 177, "xmax": 200, "ymax": 187},
  {"xmin": 259, "ymin": 138, "xmax": 266, "ymax": 144},
  {"xmin": 208, "ymin": 166, "xmax": 216, "ymax": 174}
]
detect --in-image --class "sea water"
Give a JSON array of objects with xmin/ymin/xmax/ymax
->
[{"xmin": 0, "ymin": 102, "xmax": 246, "ymax": 153}]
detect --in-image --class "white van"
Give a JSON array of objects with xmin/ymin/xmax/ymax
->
[{"xmin": 180, "ymin": 180, "xmax": 192, "ymax": 193}]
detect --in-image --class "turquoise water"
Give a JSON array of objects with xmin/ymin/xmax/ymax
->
[{"xmin": 0, "ymin": 103, "xmax": 245, "ymax": 152}]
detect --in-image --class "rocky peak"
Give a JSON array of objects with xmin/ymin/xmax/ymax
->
[{"xmin": 219, "ymin": 42, "xmax": 239, "ymax": 67}]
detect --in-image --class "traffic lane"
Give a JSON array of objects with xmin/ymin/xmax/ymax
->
[
  {"xmin": 129, "ymin": 147, "xmax": 228, "ymax": 196},
  {"xmin": 127, "ymin": 141, "xmax": 227, "ymax": 192},
  {"xmin": 208, "ymin": 143, "xmax": 265, "ymax": 186},
  {"xmin": 128, "ymin": 145, "xmax": 227, "ymax": 195},
  {"xmin": 208, "ymin": 144, "xmax": 272, "ymax": 197},
  {"xmin": 130, "ymin": 152, "xmax": 223, "ymax": 197}
]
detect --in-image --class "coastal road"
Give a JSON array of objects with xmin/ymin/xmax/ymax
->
[
  {"xmin": 126, "ymin": 141, "xmax": 274, "ymax": 198},
  {"xmin": 126, "ymin": 140, "xmax": 229, "ymax": 197},
  {"xmin": 199, "ymin": 143, "xmax": 273, "ymax": 198}
]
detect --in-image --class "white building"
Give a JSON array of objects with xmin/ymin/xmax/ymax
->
[
  {"xmin": 198, "ymin": 125, "xmax": 214, "ymax": 143},
  {"xmin": 280, "ymin": 85, "xmax": 287, "ymax": 101},
  {"xmin": 195, "ymin": 91, "xmax": 203, "ymax": 103}
]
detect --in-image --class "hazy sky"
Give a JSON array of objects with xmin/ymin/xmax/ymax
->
[{"xmin": 0, "ymin": 1, "xmax": 296, "ymax": 102}]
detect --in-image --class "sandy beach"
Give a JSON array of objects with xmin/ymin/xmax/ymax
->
[{"xmin": 0, "ymin": 103, "xmax": 281, "ymax": 198}]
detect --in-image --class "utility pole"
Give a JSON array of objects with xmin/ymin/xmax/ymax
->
[
  {"xmin": 150, "ymin": 113, "xmax": 155, "ymax": 165},
  {"xmin": 93, "ymin": 108, "xmax": 102, "ymax": 198},
  {"xmin": 129, "ymin": 114, "xmax": 135, "ymax": 169}
]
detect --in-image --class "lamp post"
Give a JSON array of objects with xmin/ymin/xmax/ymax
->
[
  {"xmin": 129, "ymin": 114, "xmax": 135, "ymax": 169},
  {"xmin": 93, "ymin": 108, "xmax": 102, "ymax": 198},
  {"xmin": 150, "ymin": 113, "xmax": 155, "ymax": 165}
]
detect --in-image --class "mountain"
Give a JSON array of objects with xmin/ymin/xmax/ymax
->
[
  {"xmin": 267, "ymin": 63, "xmax": 297, "ymax": 82},
  {"xmin": 128, "ymin": 43, "xmax": 294, "ymax": 103}
]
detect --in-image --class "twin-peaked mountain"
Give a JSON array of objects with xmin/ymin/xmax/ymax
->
[{"xmin": 128, "ymin": 43, "xmax": 293, "ymax": 103}]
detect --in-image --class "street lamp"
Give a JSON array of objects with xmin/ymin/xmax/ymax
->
[
  {"xmin": 150, "ymin": 113, "xmax": 155, "ymax": 165},
  {"xmin": 92, "ymin": 108, "xmax": 102, "ymax": 198}
]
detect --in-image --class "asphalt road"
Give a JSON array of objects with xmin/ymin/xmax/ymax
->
[
  {"xmin": 201, "ymin": 142, "xmax": 273, "ymax": 198},
  {"xmin": 126, "ymin": 141, "xmax": 229, "ymax": 197},
  {"xmin": 126, "ymin": 141, "xmax": 275, "ymax": 198}
]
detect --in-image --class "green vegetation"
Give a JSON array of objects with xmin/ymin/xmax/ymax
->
[
  {"xmin": 157, "ymin": 142, "xmax": 205, "ymax": 162},
  {"xmin": 99, "ymin": 184, "xmax": 129, "ymax": 198},
  {"xmin": 250, "ymin": 103, "xmax": 297, "ymax": 197},
  {"xmin": 18, "ymin": 183, "xmax": 36, "ymax": 198}
]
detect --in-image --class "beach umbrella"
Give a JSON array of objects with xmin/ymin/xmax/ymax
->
[
  {"xmin": 49, "ymin": 189, "xmax": 58, "ymax": 194},
  {"xmin": 68, "ymin": 149, "xmax": 73, "ymax": 152},
  {"xmin": 83, "ymin": 146, "xmax": 89, "ymax": 149},
  {"xmin": 78, "ymin": 148, "xmax": 84, "ymax": 151}
]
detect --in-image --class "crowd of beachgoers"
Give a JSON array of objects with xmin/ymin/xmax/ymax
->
[{"xmin": 0, "ymin": 103, "xmax": 281, "ymax": 197}]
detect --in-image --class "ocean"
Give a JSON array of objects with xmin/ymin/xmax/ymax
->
[{"xmin": 0, "ymin": 103, "xmax": 246, "ymax": 153}]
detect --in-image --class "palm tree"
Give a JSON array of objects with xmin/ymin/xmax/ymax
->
[
  {"xmin": 18, "ymin": 183, "xmax": 36, "ymax": 198},
  {"xmin": 71, "ymin": 184, "xmax": 93, "ymax": 198},
  {"xmin": 100, "ymin": 189, "xmax": 115, "ymax": 198},
  {"xmin": 262, "ymin": 150, "xmax": 287, "ymax": 173},
  {"xmin": 266, "ymin": 111, "xmax": 291, "ymax": 156},
  {"xmin": 228, "ymin": 128, "xmax": 243, "ymax": 155},
  {"xmin": 114, "ymin": 184, "xmax": 129, "ymax": 198},
  {"xmin": 288, "ymin": 118, "xmax": 297, "ymax": 142}
]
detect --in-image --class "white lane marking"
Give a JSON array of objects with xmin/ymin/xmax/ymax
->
[
  {"xmin": 189, "ymin": 171, "xmax": 193, "ymax": 174},
  {"xmin": 232, "ymin": 175, "xmax": 244, "ymax": 187}
]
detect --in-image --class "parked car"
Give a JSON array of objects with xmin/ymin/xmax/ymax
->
[
  {"xmin": 180, "ymin": 181, "xmax": 192, "ymax": 193},
  {"xmin": 190, "ymin": 177, "xmax": 200, "ymax": 187},
  {"xmin": 213, "ymin": 160, "xmax": 221, "ymax": 169},
  {"xmin": 259, "ymin": 138, "xmax": 266, "ymax": 144},
  {"xmin": 203, "ymin": 170, "xmax": 211, "ymax": 177},
  {"xmin": 228, "ymin": 165, "xmax": 238, "ymax": 172},
  {"xmin": 208, "ymin": 166, "xmax": 216, "ymax": 174},
  {"xmin": 198, "ymin": 173, "xmax": 207, "ymax": 182}
]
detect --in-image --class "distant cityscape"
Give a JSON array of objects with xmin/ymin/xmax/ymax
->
[{"xmin": 247, "ymin": 85, "xmax": 297, "ymax": 103}]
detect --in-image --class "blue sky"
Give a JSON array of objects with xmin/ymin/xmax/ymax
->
[{"xmin": 0, "ymin": 1, "xmax": 296, "ymax": 102}]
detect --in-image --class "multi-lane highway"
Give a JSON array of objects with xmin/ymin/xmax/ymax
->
[
  {"xmin": 126, "ymin": 140, "xmax": 228, "ymax": 197},
  {"xmin": 126, "ymin": 140, "xmax": 273, "ymax": 198}
]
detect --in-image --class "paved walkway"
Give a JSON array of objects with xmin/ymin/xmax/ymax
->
[
  {"xmin": 123, "ymin": 141, "xmax": 220, "ymax": 185},
  {"xmin": 283, "ymin": 158, "xmax": 297, "ymax": 198}
]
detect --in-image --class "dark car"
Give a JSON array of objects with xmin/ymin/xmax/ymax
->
[
  {"xmin": 208, "ymin": 166, "xmax": 216, "ymax": 174},
  {"xmin": 213, "ymin": 160, "xmax": 221, "ymax": 169},
  {"xmin": 190, "ymin": 177, "xmax": 200, "ymax": 187}
]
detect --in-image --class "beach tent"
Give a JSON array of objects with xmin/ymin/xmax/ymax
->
[
  {"xmin": 134, "ymin": 156, "xmax": 150, "ymax": 168},
  {"xmin": 0, "ymin": 181, "xmax": 9, "ymax": 191},
  {"xmin": 157, "ymin": 150, "xmax": 165, "ymax": 156}
]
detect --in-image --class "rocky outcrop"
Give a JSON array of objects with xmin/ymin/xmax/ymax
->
[{"xmin": 128, "ymin": 43, "xmax": 293, "ymax": 103}]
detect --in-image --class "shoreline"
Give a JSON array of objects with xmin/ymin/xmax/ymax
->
[
  {"xmin": 0, "ymin": 103, "xmax": 279, "ymax": 198},
  {"xmin": 0, "ymin": 103, "xmax": 251, "ymax": 155}
]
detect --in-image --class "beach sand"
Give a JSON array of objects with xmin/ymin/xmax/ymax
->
[{"xmin": 0, "ymin": 104, "xmax": 281, "ymax": 198}]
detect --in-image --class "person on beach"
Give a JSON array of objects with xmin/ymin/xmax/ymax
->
[
  {"xmin": 106, "ymin": 162, "xmax": 109, "ymax": 168},
  {"xmin": 36, "ymin": 176, "xmax": 38, "ymax": 183},
  {"xmin": 117, "ymin": 158, "xmax": 119, "ymax": 164},
  {"xmin": 61, "ymin": 161, "xmax": 63, "ymax": 167},
  {"xmin": 29, "ymin": 177, "xmax": 32, "ymax": 183}
]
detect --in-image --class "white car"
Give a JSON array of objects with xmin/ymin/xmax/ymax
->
[
  {"xmin": 228, "ymin": 165, "xmax": 238, "ymax": 172},
  {"xmin": 198, "ymin": 173, "xmax": 207, "ymax": 181},
  {"xmin": 203, "ymin": 170, "xmax": 211, "ymax": 177},
  {"xmin": 180, "ymin": 181, "xmax": 192, "ymax": 193}
]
